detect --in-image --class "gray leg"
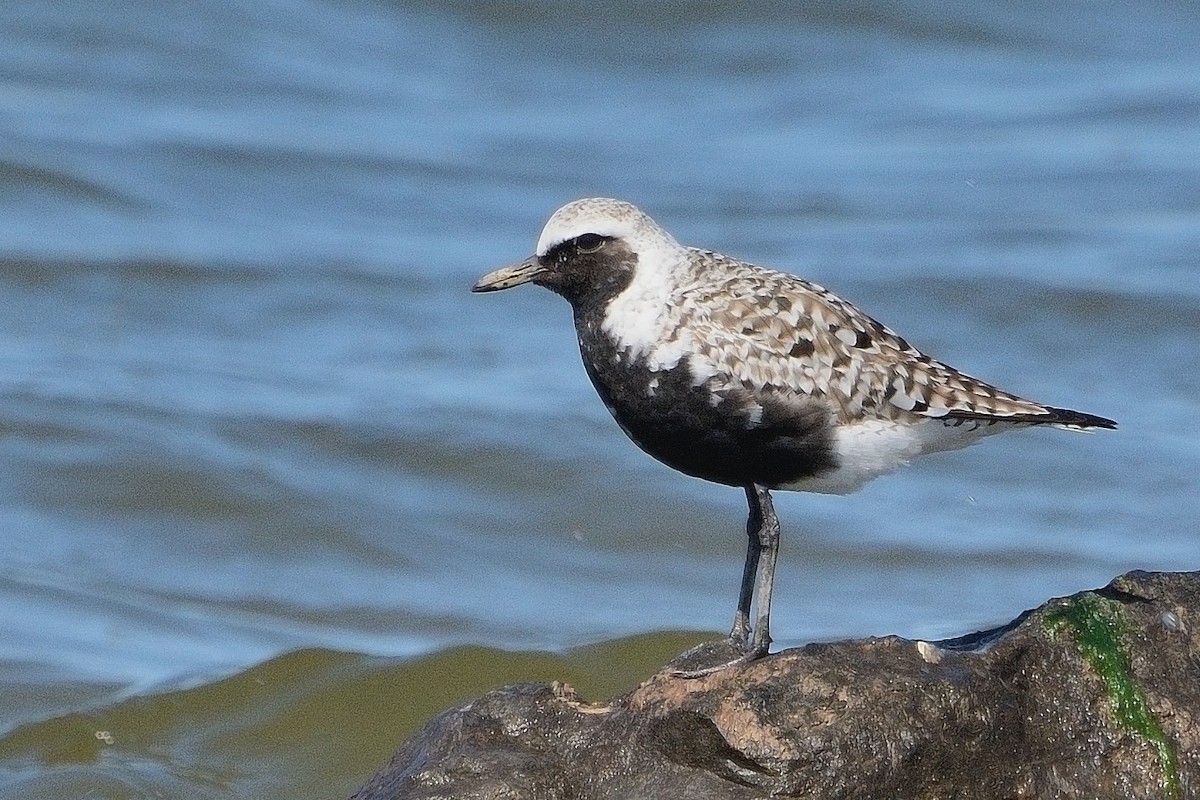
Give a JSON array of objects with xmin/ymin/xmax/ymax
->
[
  {"xmin": 729, "ymin": 485, "xmax": 764, "ymax": 644},
  {"xmin": 746, "ymin": 485, "xmax": 779, "ymax": 659},
  {"xmin": 672, "ymin": 484, "xmax": 779, "ymax": 678}
]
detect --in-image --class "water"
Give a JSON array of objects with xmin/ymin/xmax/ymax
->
[{"xmin": 1, "ymin": 1, "xmax": 1198, "ymax": 797}]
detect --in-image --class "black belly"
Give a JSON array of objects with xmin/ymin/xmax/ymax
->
[{"xmin": 577, "ymin": 334, "xmax": 837, "ymax": 489}]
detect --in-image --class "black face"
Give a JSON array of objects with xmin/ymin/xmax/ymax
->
[{"xmin": 533, "ymin": 234, "xmax": 638, "ymax": 309}]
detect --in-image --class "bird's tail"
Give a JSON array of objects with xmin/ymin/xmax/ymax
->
[
  {"xmin": 1040, "ymin": 406, "xmax": 1118, "ymax": 430},
  {"xmin": 943, "ymin": 406, "xmax": 1117, "ymax": 430}
]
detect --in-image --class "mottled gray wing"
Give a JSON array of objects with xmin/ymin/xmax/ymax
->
[{"xmin": 676, "ymin": 252, "xmax": 1055, "ymax": 425}]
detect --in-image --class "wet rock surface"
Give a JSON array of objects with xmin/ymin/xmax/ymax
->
[{"xmin": 350, "ymin": 571, "xmax": 1199, "ymax": 800}]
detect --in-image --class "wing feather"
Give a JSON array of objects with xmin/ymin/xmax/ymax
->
[{"xmin": 673, "ymin": 251, "xmax": 1057, "ymax": 425}]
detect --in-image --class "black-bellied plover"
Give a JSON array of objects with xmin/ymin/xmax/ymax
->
[{"xmin": 473, "ymin": 197, "xmax": 1116, "ymax": 674}]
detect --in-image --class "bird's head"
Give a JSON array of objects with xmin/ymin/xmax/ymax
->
[{"xmin": 472, "ymin": 198, "xmax": 679, "ymax": 306}]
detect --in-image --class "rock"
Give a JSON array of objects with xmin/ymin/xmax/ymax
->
[{"xmin": 349, "ymin": 571, "xmax": 1199, "ymax": 800}]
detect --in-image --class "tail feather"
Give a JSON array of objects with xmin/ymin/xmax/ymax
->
[
  {"xmin": 944, "ymin": 406, "xmax": 1117, "ymax": 430},
  {"xmin": 1040, "ymin": 406, "xmax": 1118, "ymax": 430}
]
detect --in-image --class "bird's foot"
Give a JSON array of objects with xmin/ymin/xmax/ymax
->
[{"xmin": 667, "ymin": 635, "xmax": 769, "ymax": 679}]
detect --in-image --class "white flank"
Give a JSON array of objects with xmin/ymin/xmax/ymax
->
[{"xmin": 784, "ymin": 417, "xmax": 1003, "ymax": 495}]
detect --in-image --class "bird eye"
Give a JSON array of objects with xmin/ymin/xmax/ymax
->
[{"xmin": 575, "ymin": 233, "xmax": 606, "ymax": 253}]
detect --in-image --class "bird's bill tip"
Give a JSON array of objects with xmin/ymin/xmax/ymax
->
[{"xmin": 472, "ymin": 257, "xmax": 543, "ymax": 293}]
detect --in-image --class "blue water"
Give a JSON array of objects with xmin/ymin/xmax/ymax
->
[{"xmin": 1, "ymin": 1, "xmax": 1198, "ymax": 796}]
